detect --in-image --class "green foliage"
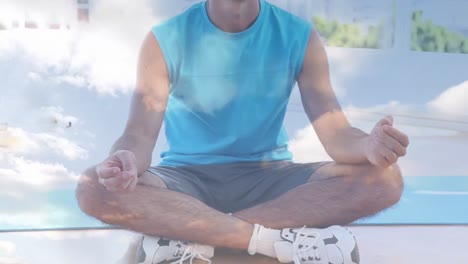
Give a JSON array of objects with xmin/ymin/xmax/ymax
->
[
  {"xmin": 412, "ymin": 10, "xmax": 468, "ymax": 54},
  {"xmin": 312, "ymin": 16, "xmax": 385, "ymax": 48}
]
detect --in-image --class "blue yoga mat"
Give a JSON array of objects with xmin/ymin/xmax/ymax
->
[{"xmin": 357, "ymin": 176, "xmax": 468, "ymax": 225}]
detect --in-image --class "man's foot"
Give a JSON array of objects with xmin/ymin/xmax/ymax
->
[
  {"xmin": 273, "ymin": 226, "xmax": 360, "ymax": 264},
  {"xmin": 137, "ymin": 236, "xmax": 214, "ymax": 264}
]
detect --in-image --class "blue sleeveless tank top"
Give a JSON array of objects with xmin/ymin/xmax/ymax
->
[{"xmin": 152, "ymin": 0, "xmax": 313, "ymax": 166}]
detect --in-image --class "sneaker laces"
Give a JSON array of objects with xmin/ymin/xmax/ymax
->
[
  {"xmin": 170, "ymin": 243, "xmax": 212, "ymax": 264},
  {"xmin": 292, "ymin": 227, "xmax": 321, "ymax": 264}
]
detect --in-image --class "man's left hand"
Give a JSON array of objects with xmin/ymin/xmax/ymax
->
[{"xmin": 365, "ymin": 116, "xmax": 410, "ymax": 168}]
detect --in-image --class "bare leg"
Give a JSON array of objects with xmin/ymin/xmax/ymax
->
[
  {"xmin": 233, "ymin": 162, "xmax": 403, "ymax": 229},
  {"xmin": 77, "ymin": 162, "xmax": 402, "ymax": 252},
  {"xmin": 75, "ymin": 167, "xmax": 254, "ymax": 249}
]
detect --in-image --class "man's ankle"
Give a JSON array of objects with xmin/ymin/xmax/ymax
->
[{"xmin": 248, "ymin": 224, "xmax": 282, "ymax": 259}]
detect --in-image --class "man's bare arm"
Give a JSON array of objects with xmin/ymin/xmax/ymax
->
[
  {"xmin": 109, "ymin": 31, "xmax": 170, "ymax": 176},
  {"xmin": 297, "ymin": 30, "xmax": 408, "ymax": 166}
]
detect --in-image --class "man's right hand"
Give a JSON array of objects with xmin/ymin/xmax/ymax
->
[{"xmin": 95, "ymin": 150, "xmax": 139, "ymax": 192}]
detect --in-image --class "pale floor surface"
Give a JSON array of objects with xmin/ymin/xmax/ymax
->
[
  {"xmin": 1, "ymin": 226, "xmax": 467, "ymax": 264},
  {"xmin": 122, "ymin": 226, "xmax": 468, "ymax": 264}
]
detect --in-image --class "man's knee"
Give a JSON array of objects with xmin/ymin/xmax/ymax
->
[
  {"xmin": 75, "ymin": 168, "xmax": 167, "ymax": 217},
  {"xmin": 75, "ymin": 166, "xmax": 106, "ymax": 217},
  {"xmin": 312, "ymin": 162, "xmax": 403, "ymax": 212},
  {"xmin": 364, "ymin": 163, "xmax": 404, "ymax": 209}
]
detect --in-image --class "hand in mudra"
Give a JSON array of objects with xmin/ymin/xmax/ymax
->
[
  {"xmin": 95, "ymin": 150, "xmax": 138, "ymax": 192},
  {"xmin": 365, "ymin": 116, "xmax": 410, "ymax": 168}
]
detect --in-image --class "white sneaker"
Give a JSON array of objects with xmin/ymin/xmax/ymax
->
[
  {"xmin": 137, "ymin": 236, "xmax": 214, "ymax": 264},
  {"xmin": 273, "ymin": 226, "xmax": 360, "ymax": 264}
]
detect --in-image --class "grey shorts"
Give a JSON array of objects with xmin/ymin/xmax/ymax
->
[{"xmin": 147, "ymin": 160, "xmax": 329, "ymax": 213}]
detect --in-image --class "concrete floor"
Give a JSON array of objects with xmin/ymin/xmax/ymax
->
[
  {"xmin": 1, "ymin": 226, "xmax": 467, "ymax": 264},
  {"xmin": 117, "ymin": 226, "xmax": 468, "ymax": 264},
  {"xmin": 349, "ymin": 226, "xmax": 468, "ymax": 264}
]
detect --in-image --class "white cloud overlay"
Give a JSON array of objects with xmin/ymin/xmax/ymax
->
[
  {"xmin": 0, "ymin": 230, "xmax": 135, "ymax": 264},
  {"xmin": 428, "ymin": 80, "xmax": 468, "ymax": 116},
  {"xmin": 0, "ymin": 0, "xmax": 158, "ymax": 95},
  {"xmin": 0, "ymin": 121, "xmax": 84, "ymax": 230},
  {"xmin": 288, "ymin": 100, "xmax": 468, "ymax": 176},
  {"xmin": 0, "ymin": 156, "xmax": 78, "ymax": 188},
  {"xmin": 0, "ymin": 152, "xmax": 82, "ymax": 230},
  {"xmin": 289, "ymin": 124, "xmax": 331, "ymax": 163},
  {"xmin": 0, "ymin": 153, "xmax": 79, "ymax": 217},
  {"xmin": 35, "ymin": 133, "xmax": 88, "ymax": 160},
  {"xmin": 0, "ymin": 127, "xmax": 38, "ymax": 154},
  {"xmin": 0, "ymin": 125, "xmax": 88, "ymax": 160}
]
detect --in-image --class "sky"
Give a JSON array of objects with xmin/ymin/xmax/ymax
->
[{"xmin": 0, "ymin": 0, "xmax": 467, "ymax": 263}]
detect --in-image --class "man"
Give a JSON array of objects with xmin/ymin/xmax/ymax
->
[{"xmin": 76, "ymin": 0, "xmax": 409, "ymax": 263}]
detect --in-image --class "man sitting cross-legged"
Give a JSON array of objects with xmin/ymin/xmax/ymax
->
[{"xmin": 75, "ymin": 0, "xmax": 408, "ymax": 263}]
